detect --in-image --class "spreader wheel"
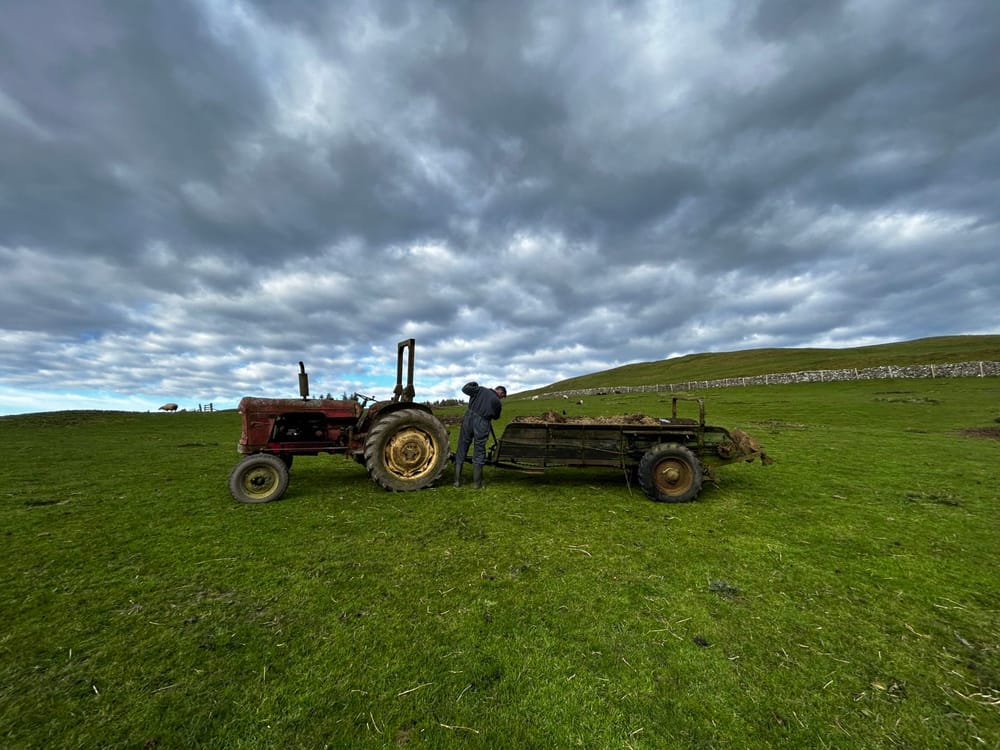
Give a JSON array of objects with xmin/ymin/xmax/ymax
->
[
  {"xmin": 364, "ymin": 408, "xmax": 449, "ymax": 492},
  {"xmin": 228, "ymin": 454, "xmax": 290, "ymax": 503},
  {"xmin": 637, "ymin": 443, "xmax": 703, "ymax": 503}
]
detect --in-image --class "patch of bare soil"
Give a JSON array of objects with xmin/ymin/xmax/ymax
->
[
  {"xmin": 512, "ymin": 412, "xmax": 664, "ymax": 425},
  {"xmin": 958, "ymin": 426, "xmax": 1000, "ymax": 440}
]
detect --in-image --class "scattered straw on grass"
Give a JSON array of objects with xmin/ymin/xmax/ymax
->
[
  {"xmin": 438, "ymin": 723, "xmax": 480, "ymax": 734},
  {"xmin": 397, "ymin": 682, "xmax": 433, "ymax": 697}
]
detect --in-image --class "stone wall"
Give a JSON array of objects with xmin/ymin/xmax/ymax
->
[{"xmin": 541, "ymin": 360, "xmax": 1000, "ymax": 400}]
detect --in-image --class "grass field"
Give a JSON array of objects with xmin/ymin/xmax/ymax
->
[{"xmin": 2, "ymin": 365, "xmax": 999, "ymax": 747}]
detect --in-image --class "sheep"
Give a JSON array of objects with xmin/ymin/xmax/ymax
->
[
  {"xmin": 576, "ymin": 399, "xmax": 584, "ymax": 405},
  {"xmin": 159, "ymin": 403, "xmax": 179, "ymax": 412}
]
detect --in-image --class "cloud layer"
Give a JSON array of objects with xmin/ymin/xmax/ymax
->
[{"xmin": 2, "ymin": 0, "xmax": 998, "ymax": 413}]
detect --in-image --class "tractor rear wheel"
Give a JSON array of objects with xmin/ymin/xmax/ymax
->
[
  {"xmin": 228, "ymin": 454, "xmax": 290, "ymax": 503},
  {"xmin": 637, "ymin": 443, "xmax": 703, "ymax": 502},
  {"xmin": 365, "ymin": 409, "xmax": 449, "ymax": 492}
]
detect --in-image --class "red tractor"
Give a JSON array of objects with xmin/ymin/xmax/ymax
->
[{"xmin": 228, "ymin": 339, "xmax": 450, "ymax": 503}]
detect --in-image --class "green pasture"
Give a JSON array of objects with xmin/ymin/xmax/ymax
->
[
  {"xmin": 539, "ymin": 334, "xmax": 1000, "ymax": 392},
  {"xmin": 2, "ymin": 378, "xmax": 998, "ymax": 748}
]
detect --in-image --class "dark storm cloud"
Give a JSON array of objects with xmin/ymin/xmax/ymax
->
[
  {"xmin": 0, "ymin": 2, "xmax": 267, "ymax": 254},
  {"xmin": 1, "ymin": 0, "xmax": 998, "ymax": 413}
]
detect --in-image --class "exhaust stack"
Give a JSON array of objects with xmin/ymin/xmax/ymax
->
[{"xmin": 298, "ymin": 362, "xmax": 309, "ymax": 399}]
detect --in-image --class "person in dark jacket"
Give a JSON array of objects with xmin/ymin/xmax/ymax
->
[{"xmin": 454, "ymin": 381, "xmax": 506, "ymax": 488}]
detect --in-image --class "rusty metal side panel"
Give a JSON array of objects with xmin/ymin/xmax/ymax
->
[
  {"xmin": 497, "ymin": 423, "xmax": 625, "ymax": 467},
  {"xmin": 496, "ymin": 422, "xmax": 697, "ymax": 469}
]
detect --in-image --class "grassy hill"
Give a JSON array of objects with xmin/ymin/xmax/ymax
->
[{"xmin": 525, "ymin": 334, "xmax": 1000, "ymax": 395}]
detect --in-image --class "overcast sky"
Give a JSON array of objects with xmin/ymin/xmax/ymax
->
[{"xmin": 1, "ymin": 0, "xmax": 998, "ymax": 415}]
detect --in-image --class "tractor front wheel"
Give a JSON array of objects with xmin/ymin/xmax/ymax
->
[
  {"xmin": 637, "ymin": 443, "xmax": 703, "ymax": 502},
  {"xmin": 365, "ymin": 409, "xmax": 449, "ymax": 492},
  {"xmin": 228, "ymin": 454, "xmax": 290, "ymax": 503}
]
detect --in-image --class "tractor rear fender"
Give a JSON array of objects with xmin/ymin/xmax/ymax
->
[
  {"xmin": 351, "ymin": 401, "xmax": 441, "ymax": 457},
  {"xmin": 360, "ymin": 400, "xmax": 436, "ymax": 428}
]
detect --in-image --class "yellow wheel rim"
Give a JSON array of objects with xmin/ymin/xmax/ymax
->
[
  {"xmin": 240, "ymin": 465, "xmax": 279, "ymax": 500},
  {"xmin": 384, "ymin": 427, "xmax": 439, "ymax": 480}
]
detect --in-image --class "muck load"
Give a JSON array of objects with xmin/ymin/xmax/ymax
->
[
  {"xmin": 488, "ymin": 397, "xmax": 771, "ymax": 502},
  {"xmin": 228, "ymin": 339, "xmax": 449, "ymax": 503}
]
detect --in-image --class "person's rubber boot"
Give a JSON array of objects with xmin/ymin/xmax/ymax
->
[
  {"xmin": 472, "ymin": 464, "xmax": 483, "ymax": 489},
  {"xmin": 454, "ymin": 462, "xmax": 463, "ymax": 488}
]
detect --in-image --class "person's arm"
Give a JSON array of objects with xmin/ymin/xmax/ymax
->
[{"xmin": 489, "ymin": 392, "xmax": 503, "ymax": 421}]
